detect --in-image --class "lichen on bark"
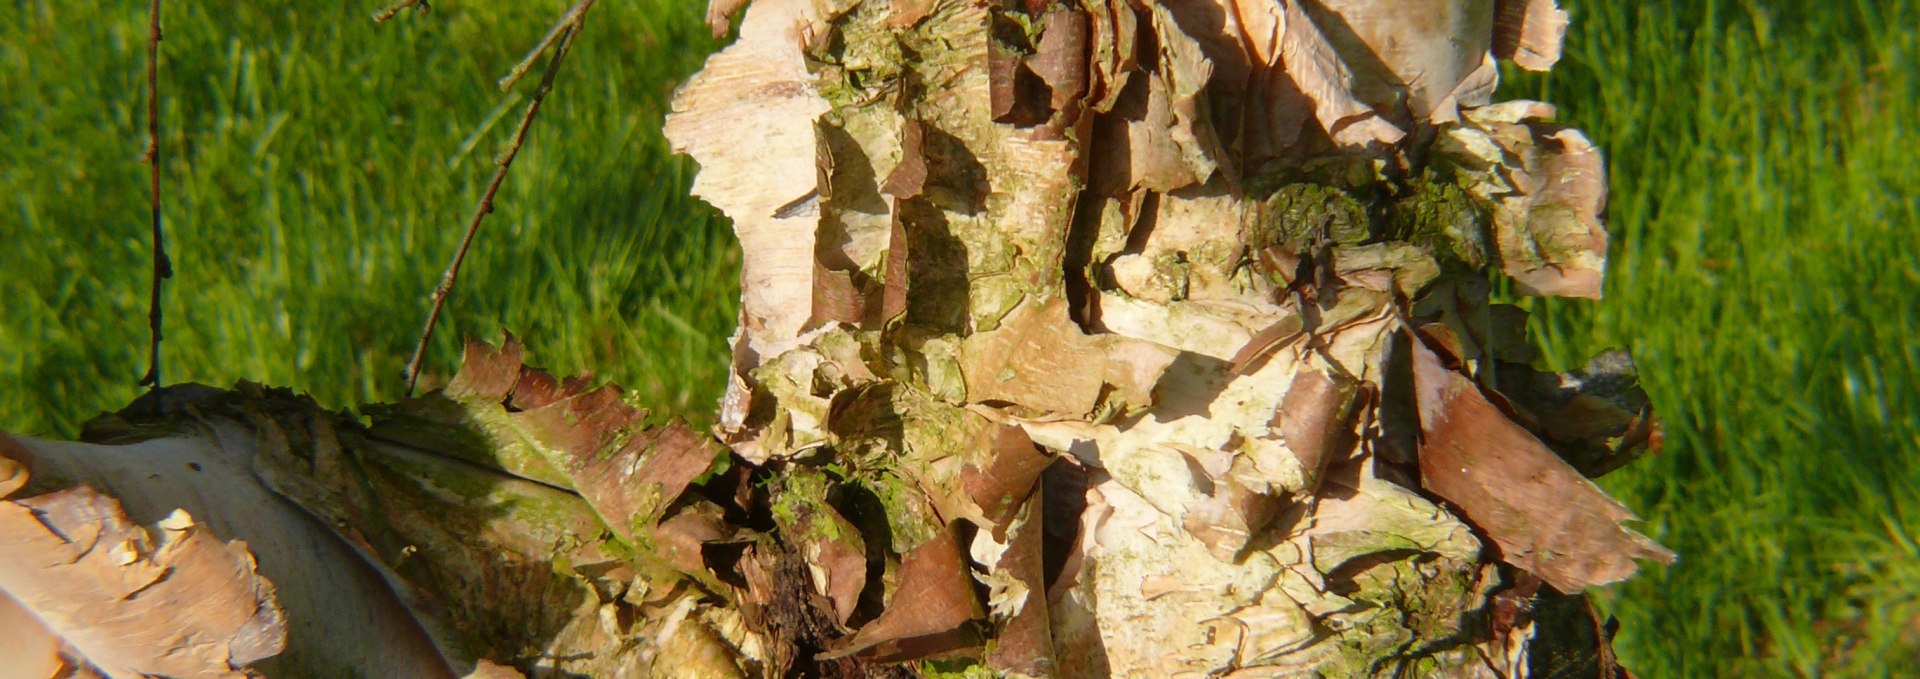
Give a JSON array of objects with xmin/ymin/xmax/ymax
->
[
  {"xmin": 667, "ymin": 0, "xmax": 1666, "ymax": 676},
  {"xmin": 2, "ymin": 0, "xmax": 1668, "ymax": 676}
]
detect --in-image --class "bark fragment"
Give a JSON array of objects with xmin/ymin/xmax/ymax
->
[
  {"xmin": 821, "ymin": 525, "xmax": 983, "ymax": 662},
  {"xmin": 1436, "ymin": 102, "xmax": 1611, "ymax": 299},
  {"xmin": 0, "ymin": 456, "xmax": 285, "ymax": 679},
  {"xmin": 1493, "ymin": 0, "xmax": 1570, "ymax": 71},
  {"xmin": 1410, "ymin": 337, "xmax": 1675, "ymax": 592},
  {"xmin": 667, "ymin": 0, "xmax": 832, "ymax": 423}
]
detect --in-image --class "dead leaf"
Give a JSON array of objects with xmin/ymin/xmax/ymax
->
[
  {"xmin": 1410, "ymin": 336, "xmax": 1674, "ymax": 592},
  {"xmin": 445, "ymin": 333, "xmax": 526, "ymax": 402},
  {"xmin": 706, "ymin": 0, "xmax": 752, "ymax": 38},
  {"xmin": 887, "ymin": 0, "xmax": 933, "ymax": 29},
  {"xmin": 657, "ymin": 498, "xmax": 740, "ymax": 578},
  {"xmin": 808, "ymin": 261, "xmax": 868, "ymax": 330},
  {"xmin": 1178, "ymin": 445, "xmax": 1285, "ymax": 561},
  {"xmin": 416, "ymin": 336, "xmax": 727, "ymax": 542},
  {"xmin": 1030, "ymin": 9, "xmax": 1091, "ymax": 132},
  {"xmin": 808, "ymin": 511, "xmax": 870, "ymax": 627},
  {"xmin": 1227, "ymin": 314, "xmax": 1306, "ymax": 376},
  {"xmin": 990, "ymin": 49, "xmax": 1048, "ymax": 127},
  {"xmin": 1125, "ymin": 71, "xmax": 1212, "ymax": 191},
  {"xmin": 1275, "ymin": 0, "xmax": 1405, "ymax": 148},
  {"xmin": 768, "ymin": 478, "xmax": 867, "ymax": 626},
  {"xmin": 1440, "ymin": 104, "xmax": 1611, "ymax": 299},
  {"xmin": 880, "ymin": 212, "xmax": 909, "ymax": 325},
  {"xmin": 1492, "ymin": 349, "xmax": 1662, "ymax": 478},
  {"xmin": 1141, "ymin": 3, "xmax": 1224, "ymax": 183},
  {"xmin": 1501, "ymin": 124, "xmax": 1608, "ymax": 298},
  {"xmin": 1083, "ymin": 0, "xmax": 1139, "ymax": 112}
]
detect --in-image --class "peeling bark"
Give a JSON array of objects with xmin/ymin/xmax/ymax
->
[
  {"xmin": 666, "ymin": 0, "xmax": 1662, "ymax": 675},
  {"xmin": 5, "ymin": 0, "xmax": 1668, "ymax": 676}
]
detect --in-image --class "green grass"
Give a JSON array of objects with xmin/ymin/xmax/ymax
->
[
  {"xmin": 2, "ymin": 0, "xmax": 1916, "ymax": 676},
  {"xmin": 0, "ymin": 0, "xmax": 738, "ymax": 435},
  {"xmin": 1506, "ymin": 0, "xmax": 1920, "ymax": 674}
]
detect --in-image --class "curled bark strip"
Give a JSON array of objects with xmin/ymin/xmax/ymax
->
[
  {"xmin": 819, "ymin": 525, "xmax": 983, "ymax": 662},
  {"xmin": 1411, "ymin": 336, "xmax": 1675, "ymax": 592}
]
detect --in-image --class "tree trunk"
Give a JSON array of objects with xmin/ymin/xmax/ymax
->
[
  {"xmin": 0, "ymin": 0, "xmax": 1672, "ymax": 677},
  {"xmin": 662, "ymin": 0, "xmax": 1669, "ymax": 675}
]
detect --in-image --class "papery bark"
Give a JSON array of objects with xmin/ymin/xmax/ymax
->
[
  {"xmin": 667, "ymin": 0, "xmax": 1661, "ymax": 676},
  {"xmin": 3, "ymin": 0, "xmax": 1666, "ymax": 676}
]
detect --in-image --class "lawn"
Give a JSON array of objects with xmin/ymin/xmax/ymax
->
[{"xmin": 2, "ymin": 0, "xmax": 1915, "ymax": 675}]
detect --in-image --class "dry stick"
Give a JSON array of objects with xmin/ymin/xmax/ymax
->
[
  {"xmin": 372, "ymin": 0, "xmax": 430, "ymax": 23},
  {"xmin": 403, "ymin": 8, "xmax": 592, "ymax": 396},
  {"xmin": 137, "ymin": 0, "xmax": 173, "ymax": 391},
  {"xmin": 499, "ymin": 0, "xmax": 595, "ymax": 92}
]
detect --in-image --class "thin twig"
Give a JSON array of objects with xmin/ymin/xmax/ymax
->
[
  {"xmin": 372, "ymin": 0, "xmax": 430, "ymax": 23},
  {"xmin": 498, "ymin": 0, "xmax": 596, "ymax": 91},
  {"xmin": 404, "ymin": 4, "xmax": 594, "ymax": 396},
  {"xmin": 137, "ymin": 0, "xmax": 173, "ymax": 392}
]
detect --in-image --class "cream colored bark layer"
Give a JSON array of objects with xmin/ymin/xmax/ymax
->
[{"xmin": 669, "ymin": 0, "xmax": 1661, "ymax": 675}]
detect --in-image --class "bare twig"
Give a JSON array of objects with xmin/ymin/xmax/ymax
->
[
  {"xmin": 137, "ymin": 0, "xmax": 173, "ymax": 392},
  {"xmin": 498, "ymin": 0, "xmax": 596, "ymax": 91},
  {"xmin": 404, "ymin": 2, "xmax": 595, "ymax": 395},
  {"xmin": 372, "ymin": 0, "xmax": 430, "ymax": 23}
]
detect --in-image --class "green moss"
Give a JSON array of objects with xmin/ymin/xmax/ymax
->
[
  {"xmin": 1313, "ymin": 553, "xmax": 1488, "ymax": 676},
  {"xmin": 1243, "ymin": 182, "xmax": 1371, "ymax": 252},
  {"xmin": 771, "ymin": 466, "xmax": 846, "ymax": 543},
  {"xmin": 810, "ymin": 0, "xmax": 906, "ymax": 109},
  {"xmin": 820, "ymin": 383, "xmax": 960, "ymax": 550},
  {"xmin": 918, "ymin": 657, "xmax": 998, "ymax": 679},
  {"xmin": 362, "ymin": 396, "xmax": 570, "ymax": 488},
  {"xmin": 889, "ymin": 326, "xmax": 968, "ymax": 404},
  {"xmin": 1150, "ymin": 251, "xmax": 1191, "ymax": 301},
  {"xmin": 1386, "ymin": 173, "xmax": 1492, "ymax": 269},
  {"xmin": 856, "ymin": 469, "xmax": 942, "ymax": 551}
]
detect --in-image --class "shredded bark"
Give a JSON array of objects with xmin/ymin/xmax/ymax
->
[
  {"xmin": 820, "ymin": 525, "xmax": 983, "ymax": 662},
  {"xmin": 0, "ymin": 456, "xmax": 285, "ymax": 678},
  {"xmin": 1411, "ymin": 336, "xmax": 1675, "ymax": 592},
  {"xmin": 985, "ymin": 489, "xmax": 1056, "ymax": 675}
]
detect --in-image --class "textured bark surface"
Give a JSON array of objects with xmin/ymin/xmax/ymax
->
[
  {"xmin": 0, "ymin": 0, "xmax": 1674, "ymax": 677},
  {"xmin": 663, "ymin": 0, "xmax": 1668, "ymax": 676}
]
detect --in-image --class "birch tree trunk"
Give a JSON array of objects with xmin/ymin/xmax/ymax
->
[
  {"xmin": 662, "ymin": 0, "xmax": 1669, "ymax": 675},
  {"xmin": 0, "ymin": 0, "xmax": 1672, "ymax": 677}
]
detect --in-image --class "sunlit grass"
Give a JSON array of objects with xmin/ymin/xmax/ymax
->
[
  {"xmin": 1507, "ymin": 0, "xmax": 1920, "ymax": 674},
  {"xmin": 2, "ymin": 0, "xmax": 1916, "ymax": 675},
  {"xmin": 0, "ymin": 0, "xmax": 739, "ymax": 435}
]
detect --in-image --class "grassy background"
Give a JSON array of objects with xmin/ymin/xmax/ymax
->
[
  {"xmin": 2, "ymin": 0, "xmax": 1915, "ymax": 675},
  {"xmin": 0, "ymin": 0, "xmax": 738, "ymax": 435},
  {"xmin": 1506, "ymin": 1, "xmax": 1920, "ymax": 674}
]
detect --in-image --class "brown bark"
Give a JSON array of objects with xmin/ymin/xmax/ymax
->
[{"xmin": 0, "ymin": 0, "xmax": 1671, "ymax": 676}]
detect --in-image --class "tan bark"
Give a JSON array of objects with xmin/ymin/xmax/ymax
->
[
  {"xmin": 0, "ymin": 0, "xmax": 1671, "ymax": 676},
  {"xmin": 664, "ymin": 0, "xmax": 1666, "ymax": 675}
]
